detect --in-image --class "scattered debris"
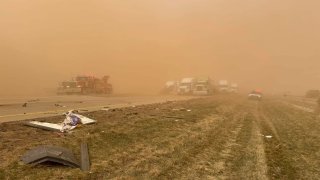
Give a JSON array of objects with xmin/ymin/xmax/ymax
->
[
  {"xmin": 54, "ymin": 104, "xmax": 66, "ymax": 108},
  {"xmin": 163, "ymin": 116, "xmax": 184, "ymax": 119},
  {"xmin": 22, "ymin": 103, "xmax": 27, "ymax": 107},
  {"xmin": 21, "ymin": 146, "xmax": 80, "ymax": 168},
  {"xmin": 61, "ymin": 111, "xmax": 82, "ymax": 132},
  {"xmin": 172, "ymin": 108, "xmax": 186, "ymax": 111},
  {"xmin": 25, "ymin": 110, "xmax": 97, "ymax": 132},
  {"xmin": 71, "ymin": 112, "xmax": 97, "ymax": 125},
  {"xmin": 78, "ymin": 109, "xmax": 89, "ymax": 112},
  {"xmin": 27, "ymin": 99, "xmax": 40, "ymax": 103},
  {"xmin": 126, "ymin": 112, "xmax": 138, "ymax": 116},
  {"xmin": 172, "ymin": 108, "xmax": 191, "ymax": 112},
  {"xmin": 44, "ymin": 112, "xmax": 59, "ymax": 115},
  {"xmin": 25, "ymin": 121, "xmax": 62, "ymax": 131},
  {"xmin": 80, "ymin": 143, "xmax": 90, "ymax": 171}
]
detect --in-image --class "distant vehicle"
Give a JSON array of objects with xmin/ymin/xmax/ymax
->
[
  {"xmin": 193, "ymin": 77, "xmax": 214, "ymax": 95},
  {"xmin": 218, "ymin": 80, "xmax": 229, "ymax": 92},
  {"xmin": 178, "ymin": 78, "xmax": 195, "ymax": 95},
  {"xmin": 229, "ymin": 83, "xmax": 239, "ymax": 93},
  {"xmin": 57, "ymin": 75, "xmax": 113, "ymax": 95},
  {"xmin": 57, "ymin": 81, "xmax": 82, "ymax": 95},
  {"xmin": 162, "ymin": 81, "xmax": 179, "ymax": 94},
  {"xmin": 248, "ymin": 90, "xmax": 263, "ymax": 100}
]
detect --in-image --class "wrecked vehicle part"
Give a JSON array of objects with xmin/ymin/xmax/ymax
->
[
  {"xmin": 24, "ymin": 121, "xmax": 62, "ymax": 132},
  {"xmin": 61, "ymin": 111, "xmax": 96, "ymax": 132},
  {"xmin": 21, "ymin": 146, "xmax": 80, "ymax": 168},
  {"xmin": 73, "ymin": 114, "xmax": 96, "ymax": 125},
  {"xmin": 25, "ymin": 111, "xmax": 97, "ymax": 132}
]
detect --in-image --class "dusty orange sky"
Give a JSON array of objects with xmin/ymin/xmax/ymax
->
[{"xmin": 1, "ymin": 0, "xmax": 320, "ymax": 96}]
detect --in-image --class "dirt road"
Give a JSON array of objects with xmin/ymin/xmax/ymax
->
[{"xmin": 0, "ymin": 95, "xmax": 319, "ymax": 179}]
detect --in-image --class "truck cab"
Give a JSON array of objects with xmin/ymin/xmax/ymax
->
[
  {"xmin": 178, "ymin": 78, "xmax": 195, "ymax": 95},
  {"xmin": 218, "ymin": 80, "xmax": 229, "ymax": 92},
  {"xmin": 229, "ymin": 83, "xmax": 239, "ymax": 93},
  {"xmin": 193, "ymin": 77, "xmax": 213, "ymax": 95}
]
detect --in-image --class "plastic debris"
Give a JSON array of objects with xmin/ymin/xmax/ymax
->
[
  {"xmin": 61, "ymin": 111, "xmax": 81, "ymax": 132},
  {"xmin": 25, "ymin": 110, "xmax": 97, "ymax": 133},
  {"xmin": 61, "ymin": 110, "xmax": 97, "ymax": 132},
  {"xmin": 54, "ymin": 104, "xmax": 66, "ymax": 108},
  {"xmin": 172, "ymin": 108, "xmax": 191, "ymax": 112},
  {"xmin": 25, "ymin": 121, "xmax": 62, "ymax": 131}
]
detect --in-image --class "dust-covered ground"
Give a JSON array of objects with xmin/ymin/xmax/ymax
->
[{"xmin": 0, "ymin": 95, "xmax": 320, "ymax": 179}]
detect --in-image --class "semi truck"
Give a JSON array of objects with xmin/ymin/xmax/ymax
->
[
  {"xmin": 162, "ymin": 81, "xmax": 179, "ymax": 94},
  {"xmin": 193, "ymin": 77, "xmax": 214, "ymax": 95},
  {"xmin": 229, "ymin": 83, "xmax": 239, "ymax": 93},
  {"xmin": 218, "ymin": 80, "xmax": 229, "ymax": 92},
  {"xmin": 178, "ymin": 78, "xmax": 195, "ymax": 95},
  {"xmin": 57, "ymin": 75, "xmax": 113, "ymax": 95}
]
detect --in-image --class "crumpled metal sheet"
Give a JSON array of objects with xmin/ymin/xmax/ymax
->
[{"xmin": 21, "ymin": 146, "xmax": 80, "ymax": 168}]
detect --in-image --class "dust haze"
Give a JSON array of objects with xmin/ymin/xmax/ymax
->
[{"xmin": 1, "ymin": 0, "xmax": 320, "ymax": 97}]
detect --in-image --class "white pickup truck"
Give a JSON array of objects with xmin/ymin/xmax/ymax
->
[{"xmin": 248, "ymin": 90, "xmax": 263, "ymax": 100}]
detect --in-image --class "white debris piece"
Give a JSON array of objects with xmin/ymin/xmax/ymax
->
[
  {"xmin": 265, "ymin": 135, "xmax": 273, "ymax": 139},
  {"xmin": 73, "ymin": 114, "xmax": 97, "ymax": 125},
  {"xmin": 26, "ymin": 110, "xmax": 97, "ymax": 133},
  {"xmin": 61, "ymin": 111, "xmax": 97, "ymax": 132},
  {"xmin": 27, "ymin": 121, "xmax": 62, "ymax": 131}
]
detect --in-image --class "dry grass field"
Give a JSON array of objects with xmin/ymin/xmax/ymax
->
[{"xmin": 1, "ymin": 95, "xmax": 320, "ymax": 179}]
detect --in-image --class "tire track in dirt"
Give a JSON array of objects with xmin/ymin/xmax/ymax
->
[
  {"xmin": 226, "ymin": 106, "xmax": 269, "ymax": 180},
  {"xmin": 257, "ymin": 101, "xmax": 298, "ymax": 179},
  {"xmin": 152, "ymin": 100, "xmax": 269, "ymax": 179},
  {"xmin": 177, "ymin": 111, "xmax": 246, "ymax": 179},
  {"xmin": 261, "ymin": 101, "xmax": 320, "ymax": 179},
  {"xmin": 107, "ymin": 114, "xmax": 226, "ymax": 179},
  {"xmin": 93, "ymin": 98, "xmax": 232, "ymax": 178},
  {"xmin": 153, "ymin": 104, "xmax": 247, "ymax": 179}
]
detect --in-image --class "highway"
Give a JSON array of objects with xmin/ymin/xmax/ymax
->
[{"xmin": 0, "ymin": 95, "xmax": 194, "ymax": 123}]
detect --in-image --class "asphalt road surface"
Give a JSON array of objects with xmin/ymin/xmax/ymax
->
[{"xmin": 0, "ymin": 95, "xmax": 194, "ymax": 123}]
